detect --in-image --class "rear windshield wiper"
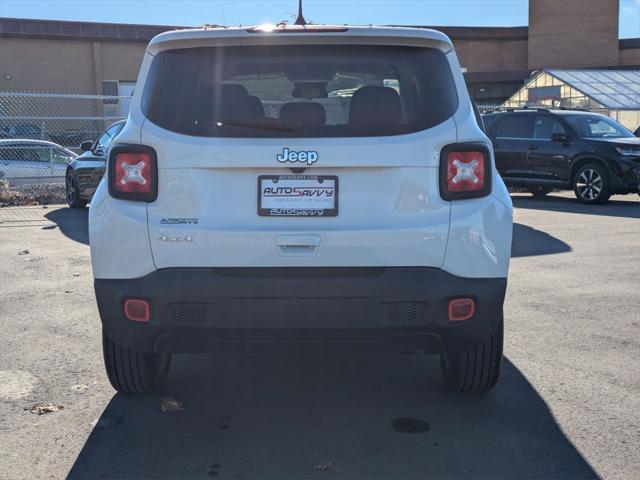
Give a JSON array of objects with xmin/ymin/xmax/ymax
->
[{"xmin": 214, "ymin": 118, "xmax": 300, "ymax": 133}]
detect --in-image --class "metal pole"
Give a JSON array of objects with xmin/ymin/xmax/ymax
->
[{"xmin": 295, "ymin": 0, "xmax": 307, "ymax": 25}]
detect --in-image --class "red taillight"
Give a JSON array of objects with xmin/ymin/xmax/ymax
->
[
  {"xmin": 447, "ymin": 151, "xmax": 485, "ymax": 192},
  {"xmin": 114, "ymin": 153, "xmax": 151, "ymax": 194},
  {"xmin": 448, "ymin": 298, "xmax": 475, "ymax": 322},
  {"xmin": 124, "ymin": 299, "xmax": 150, "ymax": 322},
  {"xmin": 440, "ymin": 144, "xmax": 491, "ymax": 200},
  {"xmin": 108, "ymin": 145, "xmax": 157, "ymax": 202}
]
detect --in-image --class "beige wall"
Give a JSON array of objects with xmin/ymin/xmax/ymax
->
[
  {"xmin": 1, "ymin": 38, "xmax": 94, "ymax": 92},
  {"xmin": 100, "ymin": 42, "xmax": 146, "ymax": 83},
  {"xmin": 0, "ymin": 37, "xmax": 146, "ymax": 93},
  {"xmin": 0, "ymin": 35, "xmax": 528, "ymax": 87},
  {"xmin": 454, "ymin": 39, "xmax": 528, "ymax": 72},
  {"xmin": 528, "ymin": 0, "xmax": 620, "ymax": 69}
]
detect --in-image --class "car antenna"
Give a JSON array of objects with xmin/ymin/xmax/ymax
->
[{"xmin": 294, "ymin": 0, "xmax": 308, "ymax": 25}]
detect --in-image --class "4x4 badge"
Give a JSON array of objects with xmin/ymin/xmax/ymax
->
[{"xmin": 277, "ymin": 148, "xmax": 318, "ymax": 165}]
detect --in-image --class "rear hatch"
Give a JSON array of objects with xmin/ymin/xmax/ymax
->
[{"xmin": 140, "ymin": 29, "xmax": 460, "ymax": 268}]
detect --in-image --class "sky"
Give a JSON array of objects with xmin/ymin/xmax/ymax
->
[{"xmin": 0, "ymin": 0, "xmax": 639, "ymax": 38}]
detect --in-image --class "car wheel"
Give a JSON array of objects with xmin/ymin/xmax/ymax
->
[
  {"xmin": 102, "ymin": 329, "xmax": 171, "ymax": 394},
  {"xmin": 573, "ymin": 163, "xmax": 611, "ymax": 204},
  {"xmin": 526, "ymin": 185, "xmax": 553, "ymax": 197},
  {"xmin": 440, "ymin": 320, "xmax": 503, "ymax": 393},
  {"xmin": 66, "ymin": 171, "xmax": 87, "ymax": 209}
]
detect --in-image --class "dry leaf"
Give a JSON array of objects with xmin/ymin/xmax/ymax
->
[
  {"xmin": 64, "ymin": 289, "xmax": 75, "ymax": 294},
  {"xmin": 18, "ymin": 249, "xmax": 29, "ymax": 255},
  {"xmin": 28, "ymin": 403, "xmax": 64, "ymax": 415},
  {"xmin": 160, "ymin": 397, "xmax": 183, "ymax": 413},
  {"xmin": 0, "ymin": 180, "xmax": 65, "ymax": 207}
]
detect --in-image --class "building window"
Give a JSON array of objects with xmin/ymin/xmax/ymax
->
[
  {"xmin": 527, "ymin": 86, "xmax": 561, "ymax": 103},
  {"xmin": 102, "ymin": 80, "xmax": 135, "ymax": 117},
  {"xmin": 102, "ymin": 80, "xmax": 118, "ymax": 103}
]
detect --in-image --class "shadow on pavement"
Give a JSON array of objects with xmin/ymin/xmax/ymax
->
[
  {"xmin": 512, "ymin": 194, "xmax": 640, "ymax": 219},
  {"xmin": 44, "ymin": 207, "xmax": 89, "ymax": 245},
  {"xmin": 68, "ymin": 347, "xmax": 596, "ymax": 479},
  {"xmin": 512, "ymin": 222, "xmax": 571, "ymax": 257}
]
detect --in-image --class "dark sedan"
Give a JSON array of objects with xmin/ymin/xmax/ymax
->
[{"xmin": 65, "ymin": 120, "xmax": 125, "ymax": 208}]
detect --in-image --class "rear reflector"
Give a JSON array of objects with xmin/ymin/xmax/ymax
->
[
  {"xmin": 440, "ymin": 143, "xmax": 491, "ymax": 200},
  {"xmin": 448, "ymin": 298, "xmax": 475, "ymax": 322},
  {"xmin": 108, "ymin": 145, "xmax": 157, "ymax": 202},
  {"xmin": 124, "ymin": 299, "xmax": 150, "ymax": 322}
]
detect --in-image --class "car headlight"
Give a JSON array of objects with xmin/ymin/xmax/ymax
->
[{"xmin": 615, "ymin": 146, "xmax": 640, "ymax": 156}]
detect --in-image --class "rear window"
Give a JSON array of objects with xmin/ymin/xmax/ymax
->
[{"xmin": 141, "ymin": 45, "xmax": 458, "ymax": 138}]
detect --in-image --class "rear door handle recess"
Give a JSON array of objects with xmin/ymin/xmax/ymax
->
[
  {"xmin": 275, "ymin": 235, "xmax": 321, "ymax": 256},
  {"xmin": 527, "ymin": 144, "xmax": 538, "ymax": 151}
]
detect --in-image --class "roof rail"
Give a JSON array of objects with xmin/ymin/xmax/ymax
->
[
  {"xmin": 519, "ymin": 106, "xmax": 550, "ymax": 112},
  {"xmin": 481, "ymin": 106, "xmax": 598, "ymax": 116},
  {"xmin": 557, "ymin": 106, "xmax": 590, "ymax": 112},
  {"xmin": 482, "ymin": 107, "xmax": 550, "ymax": 113}
]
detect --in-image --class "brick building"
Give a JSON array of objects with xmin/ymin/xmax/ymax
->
[{"xmin": 0, "ymin": 0, "xmax": 638, "ymax": 105}]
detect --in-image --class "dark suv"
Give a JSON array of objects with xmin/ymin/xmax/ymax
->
[{"xmin": 483, "ymin": 108, "xmax": 640, "ymax": 203}]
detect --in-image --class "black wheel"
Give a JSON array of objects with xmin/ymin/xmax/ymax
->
[
  {"xmin": 66, "ymin": 171, "xmax": 87, "ymax": 209},
  {"xmin": 573, "ymin": 163, "xmax": 611, "ymax": 204},
  {"xmin": 102, "ymin": 329, "xmax": 171, "ymax": 394},
  {"xmin": 526, "ymin": 185, "xmax": 553, "ymax": 197},
  {"xmin": 441, "ymin": 321, "xmax": 503, "ymax": 393}
]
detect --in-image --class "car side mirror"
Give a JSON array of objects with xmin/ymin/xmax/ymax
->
[
  {"xmin": 551, "ymin": 133, "xmax": 569, "ymax": 143},
  {"xmin": 80, "ymin": 141, "xmax": 93, "ymax": 152}
]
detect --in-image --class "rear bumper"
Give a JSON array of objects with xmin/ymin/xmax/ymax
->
[
  {"xmin": 95, "ymin": 267, "xmax": 507, "ymax": 354},
  {"xmin": 75, "ymin": 166, "xmax": 104, "ymax": 200}
]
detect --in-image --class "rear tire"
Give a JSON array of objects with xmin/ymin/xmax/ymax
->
[
  {"xmin": 573, "ymin": 163, "xmax": 611, "ymax": 204},
  {"xmin": 526, "ymin": 185, "xmax": 552, "ymax": 197},
  {"xmin": 102, "ymin": 329, "xmax": 171, "ymax": 394},
  {"xmin": 441, "ymin": 321, "xmax": 503, "ymax": 393},
  {"xmin": 66, "ymin": 171, "xmax": 87, "ymax": 209}
]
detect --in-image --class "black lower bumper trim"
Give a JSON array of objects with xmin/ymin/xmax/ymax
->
[{"xmin": 95, "ymin": 267, "xmax": 507, "ymax": 353}]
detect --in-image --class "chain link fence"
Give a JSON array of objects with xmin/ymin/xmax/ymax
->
[
  {"xmin": 0, "ymin": 91, "xmax": 127, "ymax": 151},
  {"xmin": 0, "ymin": 91, "xmax": 127, "ymax": 204}
]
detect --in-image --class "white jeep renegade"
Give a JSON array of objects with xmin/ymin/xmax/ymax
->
[{"xmin": 89, "ymin": 24, "xmax": 513, "ymax": 394}]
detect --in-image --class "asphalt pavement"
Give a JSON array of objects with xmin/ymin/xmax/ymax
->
[{"xmin": 0, "ymin": 192, "xmax": 638, "ymax": 479}]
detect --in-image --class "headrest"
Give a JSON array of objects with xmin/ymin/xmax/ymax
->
[
  {"xmin": 349, "ymin": 86, "xmax": 402, "ymax": 132},
  {"xmin": 279, "ymin": 102, "xmax": 326, "ymax": 127},
  {"xmin": 220, "ymin": 84, "xmax": 250, "ymax": 98},
  {"xmin": 217, "ymin": 84, "xmax": 264, "ymax": 120},
  {"xmin": 247, "ymin": 95, "xmax": 265, "ymax": 118}
]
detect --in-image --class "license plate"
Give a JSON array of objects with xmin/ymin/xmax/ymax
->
[{"xmin": 258, "ymin": 175, "xmax": 338, "ymax": 217}]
